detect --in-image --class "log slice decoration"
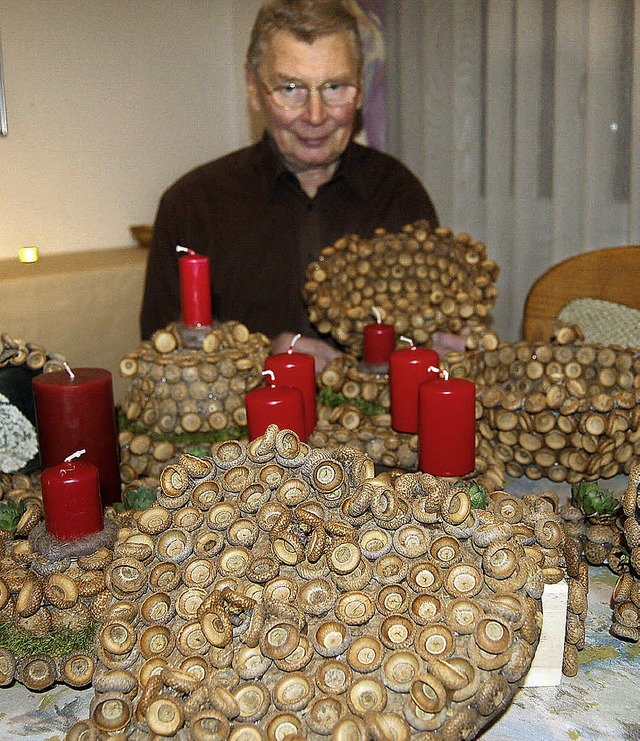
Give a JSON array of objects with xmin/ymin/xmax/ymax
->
[
  {"xmin": 303, "ymin": 222, "xmax": 499, "ymax": 356},
  {"xmin": 442, "ymin": 327, "xmax": 640, "ymax": 484}
]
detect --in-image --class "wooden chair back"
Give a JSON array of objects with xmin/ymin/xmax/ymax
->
[{"xmin": 522, "ymin": 245, "xmax": 640, "ymax": 343}]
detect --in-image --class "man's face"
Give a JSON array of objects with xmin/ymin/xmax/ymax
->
[{"xmin": 246, "ymin": 29, "xmax": 363, "ymax": 177}]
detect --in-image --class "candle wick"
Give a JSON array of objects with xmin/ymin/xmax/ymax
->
[
  {"xmin": 62, "ymin": 362, "xmax": 75, "ymax": 380},
  {"xmin": 176, "ymin": 245, "xmax": 195, "ymax": 256},
  {"xmin": 372, "ymin": 306, "xmax": 382, "ymax": 324},
  {"xmin": 262, "ymin": 369, "xmax": 275, "ymax": 384},
  {"xmin": 64, "ymin": 448, "xmax": 86, "ymax": 462},
  {"xmin": 399, "ymin": 335, "xmax": 415, "ymax": 348},
  {"xmin": 427, "ymin": 365, "xmax": 440, "ymax": 374},
  {"xmin": 441, "ymin": 369, "xmax": 450, "ymax": 380},
  {"xmin": 288, "ymin": 333, "xmax": 302, "ymax": 352}
]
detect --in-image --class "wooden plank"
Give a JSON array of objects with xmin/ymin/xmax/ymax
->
[{"xmin": 523, "ymin": 579, "xmax": 568, "ymax": 687}]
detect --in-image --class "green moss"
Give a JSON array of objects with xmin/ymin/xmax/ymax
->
[
  {"xmin": 318, "ymin": 386, "xmax": 389, "ymax": 417},
  {"xmin": 0, "ymin": 619, "xmax": 97, "ymax": 659}
]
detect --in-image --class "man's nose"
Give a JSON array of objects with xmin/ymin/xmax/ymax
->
[{"xmin": 303, "ymin": 88, "xmax": 328, "ymax": 123}]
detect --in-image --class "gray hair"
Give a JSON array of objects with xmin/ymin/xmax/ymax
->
[{"xmin": 247, "ymin": 0, "xmax": 363, "ymax": 73}]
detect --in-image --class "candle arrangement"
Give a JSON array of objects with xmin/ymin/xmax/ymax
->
[
  {"xmin": 245, "ymin": 370, "xmax": 306, "ymax": 441},
  {"xmin": 418, "ymin": 369, "xmax": 476, "ymax": 476},
  {"xmin": 40, "ymin": 449, "xmax": 104, "ymax": 540},
  {"xmin": 363, "ymin": 306, "xmax": 395, "ymax": 366},
  {"xmin": 264, "ymin": 333, "xmax": 317, "ymax": 435},
  {"xmin": 32, "ymin": 365, "xmax": 121, "ymax": 506},
  {"xmin": 176, "ymin": 245, "xmax": 213, "ymax": 328},
  {"xmin": 389, "ymin": 336, "xmax": 440, "ymax": 434}
]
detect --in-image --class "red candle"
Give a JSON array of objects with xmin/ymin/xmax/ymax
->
[
  {"xmin": 177, "ymin": 246, "xmax": 213, "ymax": 327},
  {"xmin": 363, "ymin": 307, "xmax": 395, "ymax": 364},
  {"xmin": 41, "ymin": 452, "xmax": 104, "ymax": 540},
  {"xmin": 418, "ymin": 373, "xmax": 476, "ymax": 477},
  {"xmin": 389, "ymin": 337, "xmax": 440, "ymax": 433},
  {"xmin": 32, "ymin": 366, "xmax": 122, "ymax": 506},
  {"xmin": 245, "ymin": 371, "xmax": 307, "ymax": 442},
  {"xmin": 264, "ymin": 334, "xmax": 316, "ymax": 435}
]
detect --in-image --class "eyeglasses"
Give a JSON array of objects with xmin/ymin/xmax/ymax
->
[{"xmin": 260, "ymin": 77, "xmax": 359, "ymax": 109}]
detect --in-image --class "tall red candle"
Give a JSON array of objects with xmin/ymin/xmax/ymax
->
[
  {"xmin": 245, "ymin": 371, "xmax": 307, "ymax": 442},
  {"xmin": 32, "ymin": 367, "xmax": 121, "ymax": 506},
  {"xmin": 389, "ymin": 338, "xmax": 440, "ymax": 433},
  {"xmin": 418, "ymin": 373, "xmax": 476, "ymax": 476},
  {"xmin": 264, "ymin": 334, "xmax": 316, "ymax": 435},
  {"xmin": 41, "ymin": 452, "xmax": 104, "ymax": 540},
  {"xmin": 363, "ymin": 307, "xmax": 395, "ymax": 364},
  {"xmin": 177, "ymin": 246, "xmax": 213, "ymax": 327}
]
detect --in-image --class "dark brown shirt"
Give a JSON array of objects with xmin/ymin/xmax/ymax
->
[{"xmin": 140, "ymin": 135, "xmax": 438, "ymax": 340}]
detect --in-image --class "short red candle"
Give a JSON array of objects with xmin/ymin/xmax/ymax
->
[
  {"xmin": 389, "ymin": 344, "xmax": 440, "ymax": 433},
  {"xmin": 41, "ymin": 458, "xmax": 104, "ymax": 540},
  {"xmin": 32, "ymin": 368, "xmax": 122, "ymax": 506},
  {"xmin": 363, "ymin": 321, "xmax": 395, "ymax": 364},
  {"xmin": 418, "ymin": 376, "xmax": 476, "ymax": 476},
  {"xmin": 178, "ymin": 247, "xmax": 213, "ymax": 327},
  {"xmin": 245, "ymin": 373, "xmax": 307, "ymax": 442},
  {"xmin": 265, "ymin": 349, "xmax": 316, "ymax": 435}
]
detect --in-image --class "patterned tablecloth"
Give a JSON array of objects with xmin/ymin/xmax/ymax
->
[{"xmin": 0, "ymin": 475, "xmax": 638, "ymax": 741}]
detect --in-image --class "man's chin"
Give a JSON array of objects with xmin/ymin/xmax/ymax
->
[{"xmin": 290, "ymin": 149, "xmax": 341, "ymax": 172}]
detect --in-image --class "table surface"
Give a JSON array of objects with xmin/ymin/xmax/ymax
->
[{"xmin": 0, "ymin": 475, "xmax": 638, "ymax": 741}]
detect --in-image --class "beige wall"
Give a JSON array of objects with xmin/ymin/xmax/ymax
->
[
  {"xmin": 1, "ymin": 247, "xmax": 148, "ymax": 404},
  {"xmin": 0, "ymin": 0, "xmax": 262, "ymax": 260}
]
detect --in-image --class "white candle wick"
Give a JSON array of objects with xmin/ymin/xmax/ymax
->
[
  {"xmin": 64, "ymin": 448, "xmax": 86, "ymax": 462},
  {"xmin": 288, "ymin": 333, "xmax": 302, "ymax": 352},
  {"xmin": 176, "ymin": 245, "xmax": 196, "ymax": 256},
  {"xmin": 441, "ymin": 369, "xmax": 450, "ymax": 380},
  {"xmin": 427, "ymin": 365, "xmax": 440, "ymax": 374},
  {"xmin": 262, "ymin": 369, "xmax": 276, "ymax": 383},
  {"xmin": 372, "ymin": 306, "xmax": 382, "ymax": 323},
  {"xmin": 400, "ymin": 335, "xmax": 415, "ymax": 348},
  {"xmin": 62, "ymin": 362, "xmax": 75, "ymax": 380}
]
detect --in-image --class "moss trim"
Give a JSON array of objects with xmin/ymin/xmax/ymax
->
[
  {"xmin": 0, "ymin": 620, "xmax": 97, "ymax": 659},
  {"xmin": 318, "ymin": 386, "xmax": 389, "ymax": 417}
]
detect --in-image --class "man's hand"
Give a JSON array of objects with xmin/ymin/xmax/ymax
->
[
  {"xmin": 431, "ymin": 329, "xmax": 470, "ymax": 358},
  {"xmin": 271, "ymin": 332, "xmax": 342, "ymax": 373}
]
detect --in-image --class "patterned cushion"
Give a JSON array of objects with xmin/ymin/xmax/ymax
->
[{"xmin": 558, "ymin": 298, "xmax": 640, "ymax": 349}]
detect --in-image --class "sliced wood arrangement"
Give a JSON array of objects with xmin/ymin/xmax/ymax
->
[
  {"xmin": 303, "ymin": 222, "xmax": 499, "ymax": 355},
  {"xmin": 0, "ymin": 333, "xmax": 67, "ymax": 373},
  {"xmin": 442, "ymin": 326, "xmax": 640, "ymax": 483},
  {"xmin": 119, "ymin": 321, "xmax": 270, "ymax": 437}
]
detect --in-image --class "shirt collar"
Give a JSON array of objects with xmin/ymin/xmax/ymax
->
[{"xmin": 255, "ymin": 131, "xmax": 366, "ymax": 202}]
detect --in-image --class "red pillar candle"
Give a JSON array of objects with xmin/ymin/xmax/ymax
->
[
  {"xmin": 389, "ymin": 337, "xmax": 440, "ymax": 433},
  {"xmin": 41, "ymin": 451, "xmax": 104, "ymax": 540},
  {"xmin": 363, "ymin": 306, "xmax": 395, "ymax": 364},
  {"xmin": 264, "ymin": 334, "xmax": 317, "ymax": 435},
  {"xmin": 177, "ymin": 245, "xmax": 213, "ymax": 327},
  {"xmin": 418, "ymin": 372, "xmax": 476, "ymax": 477},
  {"xmin": 32, "ymin": 366, "xmax": 121, "ymax": 506},
  {"xmin": 245, "ymin": 370, "xmax": 307, "ymax": 442}
]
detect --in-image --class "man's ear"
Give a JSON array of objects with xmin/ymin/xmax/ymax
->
[
  {"xmin": 245, "ymin": 63, "xmax": 262, "ymax": 113},
  {"xmin": 355, "ymin": 71, "xmax": 365, "ymax": 111}
]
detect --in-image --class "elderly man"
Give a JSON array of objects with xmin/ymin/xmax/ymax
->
[{"xmin": 141, "ymin": 0, "xmax": 439, "ymax": 369}]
